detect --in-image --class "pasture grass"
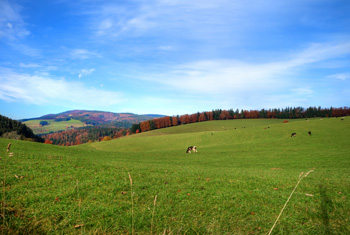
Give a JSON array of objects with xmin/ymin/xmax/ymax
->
[
  {"xmin": 23, "ymin": 119, "xmax": 87, "ymax": 134},
  {"xmin": 0, "ymin": 118, "xmax": 349, "ymax": 234}
]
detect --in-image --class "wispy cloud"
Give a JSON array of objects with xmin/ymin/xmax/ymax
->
[
  {"xmin": 78, "ymin": 68, "xmax": 95, "ymax": 78},
  {"xmin": 0, "ymin": 68, "xmax": 124, "ymax": 107},
  {"xmin": 0, "ymin": 0, "xmax": 30, "ymax": 40},
  {"xmin": 9, "ymin": 43, "xmax": 42, "ymax": 57},
  {"xmin": 70, "ymin": 49, "xmax": 101, "ymax": 59},
  {"xmin": 85, "ymin": 0, "xmax": 305, "ymax": 42},
  {"xmin": 327, "ymin": 73, "xmax": 350, "ymax": 81},
  {"xmin": 158, "ymin": 45, "xmax": 173, "ymax": 51},
  {"xmin": 19, "ymin": 63, "xmax": 41, "ymax": 68},
  {"xmin": 291, "ymin": 88, "xmax": 313, "ymax": 95},
  {"xmin": 138, "ymin": 42, "xmax": 350, "ymax": 95},
  {"xmin": 87, "ymin": 0, "xmax": 244, "ymax": 40},
  {"xmin": 290, "ymin": 42, "xmax": 350, "ymax": 66}
]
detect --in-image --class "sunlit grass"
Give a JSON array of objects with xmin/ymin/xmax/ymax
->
[
  {"xmin": 1, "ymin": 118, "xmax": 349, "ymax": 234},
  {"xmin": 23, "ymin": 119, "xmax": 87, "ymax": 134}
]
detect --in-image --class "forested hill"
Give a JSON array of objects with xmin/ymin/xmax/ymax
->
[
  {"xmin": 0, "ymin": 114, "xmax": 44, "ymax": 142},
  {"xmin": 20, "ymin": 110, "xmax": 164, "ymax": 127}
]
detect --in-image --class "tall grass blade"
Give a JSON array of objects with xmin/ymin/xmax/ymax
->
[
  {"xmin": 151, "ymin": 195, "xmax": 157, "ymax": 235},
  {"xmin": 128, "ymin": 172, "xmax": 134, "ymax": 235},
  {"xmin": 2, "ymin": 143, "xmax": 11, "ymax": 235},
  {"xmin": 267, "ymin": 170, "xmax": 314, "ymax": 235}
]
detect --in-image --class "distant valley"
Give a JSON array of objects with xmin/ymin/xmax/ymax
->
[{"xmin": 21, "ymin": 110, "xmax": 164, "ymax": 134}]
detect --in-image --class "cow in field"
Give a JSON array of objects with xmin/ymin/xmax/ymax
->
[
  {"xmin": 308, "ymin": 131, "xmax": 312, "ymax": 136},
  {"xmin": 291, "ymin": 133, "xmax": 296, "ymax": 137},
  {"xmin": 186, "ymin": 146, "xmax": 197, "ymax": 153}
]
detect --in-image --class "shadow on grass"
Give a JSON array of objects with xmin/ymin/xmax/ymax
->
[{"xmin": 319, "ymin": 184, "xmax": 334, "ymax": 234}]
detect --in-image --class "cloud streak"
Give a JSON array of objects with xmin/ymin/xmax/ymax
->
[
  {"xmin": 70, "ymin": 49, "xmax": 101, "ymax": 59},
  {"xmin": 0, "ymin": 68, "xmax": 124, "ymax": 107},
  {"xmin": 138, "ymin": 42, "xmax": 350, "ymax": 95},
  {"xmin": 327, "ymin": 73, "xmax": 350, "ymax": 81}
]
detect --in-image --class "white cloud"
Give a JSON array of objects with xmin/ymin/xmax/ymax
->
[
  {"xmin": 0, "ymin": 0, "xmax": 30, "ymax": 40},
  {"xmin": 87, "ymin": 0, "xmax": 295, "ymax": 42},
  {"xmin": 70, "ymin": 49, "xmax": 101, "ymax": 59},
  {"xmin": 19, "ymin": 63, "xmax": 41, "ymax": 68},
  {"xmin": 291, "ymin": 88, "xmax": 313, "ymax": 95},
  {"xmin": 78, "ymin": 68, "xmax": 96, "ymax": 78},
  {"xmin": 0, "ymin": 68, "xmax": 124, "ymax": 107},
  {"xmin": 89, "ymin": 0, "xmax": 235, "ymax": 39},
  {"xmin": 327, "ymin": 73, "xmax": 350, "ymax": 81},
  {"xmin": 158, "ymin": 45, "xmax": 173, "ymax": 51},
  {"xmin": 10, "ymin": 43, "xmax": 41, "ymax": 57},
  {"xmin": 290, "ymin": 42, "xmax": 350, "ymax": 66},
  {"xmin": 136, "ymin": 42, "xmax": 350, "ymax": 95}
]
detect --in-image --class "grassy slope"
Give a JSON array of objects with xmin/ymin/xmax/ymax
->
[
  {"xmin": 23, "ymin": 119, "xmax": 87, "ymax": 134},
  {"xmin": 0, "ymin": 118, "xmax": 349, "ymax": 234}
]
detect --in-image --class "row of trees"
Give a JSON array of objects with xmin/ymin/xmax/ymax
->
[
  {"xmin": 132, "ymin": 106, "xmax": 350, "ymax": 133},
  {"xmin": 24, "ymin": 106, "xmax": 349, "ymax": 146},
  {"xmin": 42, "ymin": 127, "xmax": 130, "ymax": 146}
]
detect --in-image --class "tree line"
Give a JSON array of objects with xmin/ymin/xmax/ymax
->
[
  {"xmin": 2, "ymin": 106, "xmax": 349, "ymax": 146},
  {"xmin": 0, "ymin": 114, "xmax": 44, "ymax": 142},
  {"xmin": 41, "ymin": 126, "xmax": 130, "ymax": 146},
  {"xmin": 131, "ymin": 106, "xmax": 350, "ymax": 133}
]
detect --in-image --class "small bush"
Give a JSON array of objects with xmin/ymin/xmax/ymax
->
[
  {"xmin": 102, "ymin": 136, "xmax": 112, "ymax": 141},
  {"xmin": 40, "ymin": 121, "xmax": 49, "ymax": 126}
]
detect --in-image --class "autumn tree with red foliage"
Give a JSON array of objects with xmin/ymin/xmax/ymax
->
[
  {"xmin": 198, "ymin": 112, "xmax": 206, "ymax": 122},
  {"xmin": 244, "ymin": 110, "xmax": 259, "ymax": 119},
  {"xmin": 179, "ymin": 114, "xmax": 190, "ymax": 124},
  {"xmin": 190, "ymin": 114, "xmax": 197, "ymax": 123},
  {"xmin": 332, "ymin": 107, "xmax": 350, "ymax": 117},
  {"xmin": 164, "ymin": 116, "xmax": 171, "ymax": 127},
  {"xmin": 44, "ymin": 139, "xmax": 53, "ymax": 144},
  {"xmin": 140, "ymin": 120, "xmax": 151, "ymax": 132},
  {"xmin": 206, "ymin": 111, "xmax": 213, "ymax": 121},
  {"xmin": 267, "ymin": 110, "xmax": 276, "ymax": 118},
  {"xmin": 219, "ymin": 110, "xmax": 230, "ymax": 120},
  {"xmin": 172, "ymin": 116, "xmax": 179, "ymax": 126}
]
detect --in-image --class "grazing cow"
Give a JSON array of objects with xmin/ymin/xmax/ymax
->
[
  {"xmin": 186, "ymin": 146, "xmax": 197, "ymax": 153},
  {"xmin": 308, "ymin": 131, "xmax": 312, "ymax": 136},
  {"xmin": 291, "ymin": 133, "xmax": 296, "ymax": 137}
]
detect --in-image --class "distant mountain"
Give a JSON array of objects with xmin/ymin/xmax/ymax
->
[{"xmin": 20, "ymin": 110, "xmax": 165, "ymax": 127}]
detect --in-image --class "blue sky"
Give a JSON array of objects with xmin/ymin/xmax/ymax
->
[{"xmin": 0, "ymin": 0, "xmax": 349, "ymax": 119}]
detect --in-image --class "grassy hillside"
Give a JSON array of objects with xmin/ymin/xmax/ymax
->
[
  {"xmin": 1, "ymin": 118, "xmax": 349, "ymax": 234},
  {"xmin": 23, "ymin": 119, "xmax": 87, "ymax": 134}
]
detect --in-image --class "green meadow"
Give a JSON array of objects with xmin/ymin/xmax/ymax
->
[
  {"xmin": 23, "ymin": 119, "xmax": 87, "ymax": 134},
  {"xmin": 1, "ymin": 118, "xmax": 349, "ymax": 234}
]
